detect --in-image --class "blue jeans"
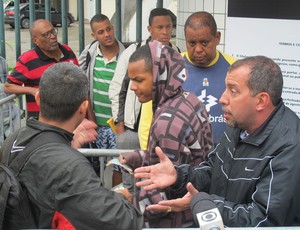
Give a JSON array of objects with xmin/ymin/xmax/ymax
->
[{"xmin": 88, "ymin": 126, "xmax": 119, "ymax": 175}]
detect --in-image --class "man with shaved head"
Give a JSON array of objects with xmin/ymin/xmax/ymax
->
[
  {"xmin": 4, "ymin": 19, "xmax": 97, "ymax": 154},
  {"xmin": 5, "ymin": 19, "xmax": 78, "ymax": 119},
  {"xmin": 182, "ymin": 11, "xmax": 236, "ymax": 144}
]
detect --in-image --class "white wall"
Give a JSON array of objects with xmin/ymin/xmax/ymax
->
[
  {"xmin": 124, "ymin": 0, "xmax": 177, "ymax": 42},
  {"xmin": 71, "ymin": 0, "xmax": 115, "ymax": 21},
  {"xmin": 87, "ymin": 0, "xmax": 116, "ymax": 20}
]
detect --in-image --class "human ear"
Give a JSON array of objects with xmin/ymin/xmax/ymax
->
[
  {"xmin": 91, "ymin": 32, "xmax": 96, "ymax": 40},
  {"xmin": 32, "ymin": 36, "xmax": 38, "ymax": 46},
  {"xmin": 215, "ymin": 31, "xmax": 221, "ymax": 45},
  {"xmin": 35, "ymin": 91, "xmax": 40, "ymax": 107},
  {"xmin": 256, "ymin": 92, "xmax": 270, "ymax": 111},
  {"xmin": 79, "ymin": 100, "xmax": 89, "ymax": 117}
]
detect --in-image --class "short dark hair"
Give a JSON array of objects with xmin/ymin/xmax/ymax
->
[
  {"xmin": 39, "ymin": 62, "xmax": 88, "ymax": 121},
  {"xmin": 90, "ymin": 13, "xmax": 109, "ymax": 28},
  {"xmin": 148, "ymin": 8, "xmax": 172, "ymax": 26},
  {"xmin": 129, "ymin": 44, "xmax": 152, "ymax": 73},
  {"xmin": 229, "ymin": 56, "xmax": 283, "ymax": 106},
  {"xmin": 184, "ymin": 11, "xmax": 217, "ymax": 36}
]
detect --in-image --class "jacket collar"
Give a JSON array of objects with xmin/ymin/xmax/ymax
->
[
  {"xmin": 91, "ymin": 39, "xmax": 125, "ymax": 61},
  {"xmin": 34, "ymin": 43, "xmax": 69, "ymax": 62},
  {"xmin": 240, "ymin": 100, "xmax": 285, "ymax": 146},
  {"xmin": 27, "ymin": 117, "xmax": 74, "ymax": 143}
]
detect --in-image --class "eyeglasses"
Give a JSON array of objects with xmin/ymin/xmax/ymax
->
[{"xmin": 40, "ymin": 28, "xmax": 58, "ymax": 39}]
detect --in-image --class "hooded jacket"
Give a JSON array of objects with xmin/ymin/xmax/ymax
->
[
  {"xmin": 122, "ymin": 41, "xmax": 213, "ymax": 227},
  {"xmin": 109, "ymin": 38, "xmax": 181, "ymax": 130}
]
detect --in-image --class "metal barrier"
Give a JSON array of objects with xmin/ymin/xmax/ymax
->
[
  {"xmin": 79, "ymin": 148, "xmax": 133, "ymax": 187},
  {"xmin": 0, "ymin": 93, "xmax": 21, "ymax": 144}
]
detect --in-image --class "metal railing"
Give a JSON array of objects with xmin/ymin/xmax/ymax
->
[
  {"xmin": 0, "ymin": 93, "xmax": 21, "ymax": 144},
  {"xmin": 79, "ymin": 148, "xmax": 133, "ymax": 187}
]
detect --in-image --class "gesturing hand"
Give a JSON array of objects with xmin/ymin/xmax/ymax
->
[
  {"xmin": 72, "ymin": 118, "xmax": 98, "ymax": 148},
  {"xmin": 145, "ymin": 182, "xmax": 199, "ymax": 213},
  {"xmin": 134, "ymin": 146, "xmax": 177, "ymax": 190}
]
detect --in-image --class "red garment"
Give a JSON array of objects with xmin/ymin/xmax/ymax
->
[
  {"xmin": 7, "ymin": 44, "xmax": 78, "ymax": 113},
  {"xmin": 52, "ymin": 211, "xmax": 76, "ymax": 230}
]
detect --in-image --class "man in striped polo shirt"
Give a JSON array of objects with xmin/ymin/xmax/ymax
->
[
  {"xmin": 79, "ymin": 14, "xmax": 125, "ymax": 185},
  {"xmin": 4, "ymin": 19, "xmax": 78, "ymax": 119}
]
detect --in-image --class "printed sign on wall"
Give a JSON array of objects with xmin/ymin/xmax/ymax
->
[{"xmin": 225, "ymin": 0, "xmax": 300, "ymax": 116}]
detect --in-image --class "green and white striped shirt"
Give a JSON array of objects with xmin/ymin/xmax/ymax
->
[{"xmin": 93, "ymin": 48, "xmax": 118, "ymax": 126}]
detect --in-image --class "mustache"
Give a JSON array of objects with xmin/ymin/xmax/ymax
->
[{"xmin": 222, "ymin": 107, "xmax": 231, "ymax": 115}]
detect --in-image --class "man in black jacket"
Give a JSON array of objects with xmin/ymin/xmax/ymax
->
[
  {"xmin": 2, "ymin": 62, "xmax": 143, "ymax": 229},
  {"xmin": 134, "ymin": 56, "xmax": 300, "ymax": 227}
]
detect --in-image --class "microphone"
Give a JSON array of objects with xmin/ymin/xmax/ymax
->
[
  {"xmin": 191, "ymin": 192, "xmax": 224, "ymax": 230},
  {"xmin": 196, "ymin": 207, "xmax": 224, "ymax": 230}
]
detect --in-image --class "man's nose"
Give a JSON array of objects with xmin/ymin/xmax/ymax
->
[
  {"xmin": 130, "ymin": 82, "xmax": 137, "ymax": 91},
  {"xmin": 161, "ymin": 27, "xmax": 169, "ymax": 34},
  {"xmin": 194, "ymin": 44, "xmax": 204, "ymax": 52},
  {"xmin": 219, "ymin": 91, "xmax": 227, "ymax": 105}
]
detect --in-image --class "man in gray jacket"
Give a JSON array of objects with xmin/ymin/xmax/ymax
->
[
  {"xmin": 1, "ymin": 62, "xmax": 143, "ymax": 229},
  {"xmin": 134, "ymin": 56, "xmax": 300, "ymax": 227}
]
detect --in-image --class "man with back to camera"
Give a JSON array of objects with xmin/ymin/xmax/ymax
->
[
  {"xmin": 1, "ymin": 62, "xmax": 143, "ymax": 229},
  {"xmin": 4, "ymin": 19, "xmax": 78, "ymax": 119},
  {"xmin": 182, "ymin": 11, "xmax": 236, "ymax": 143},
  {"xmin": 134, "ymin": 56, "xmax": 300, "ymax": 227}
]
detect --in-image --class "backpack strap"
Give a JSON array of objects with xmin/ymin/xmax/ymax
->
[
  {"xmin": 5, "ymin": 131, "xmax": 67, "ymax": 176},
  {"xmin": 0, "ymin": 130, "xmax": 20, "ymax": 165},
  {"xmin": 0, "ymin": 165, "xmax": 11, "ymax": 229}
]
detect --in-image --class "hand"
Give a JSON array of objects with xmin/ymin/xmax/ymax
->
[
  {"xmin": 134, "ymin": 146, "xmax": 177, "ymax": 190},
  {"xmin": 115, "ymin": 121, "xmax": 125, "ymax": 134},
  {"xmin": 118, "ymin": 154, "xmax": 127, "ymax": 164},
  {"xmin": 30, "ymin": 87, "xmax": 39, "ymax": 97},
  {"xmin": 72, "ymin": 118, "xmax": 98, "ymax": 148},
  {"xmin": 115, "ymin": 188, "xmax": 132, "ymax": 202},
  {"xmin": 146, "ymin": 182, "xmax": 199, "ymax": 213}
]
